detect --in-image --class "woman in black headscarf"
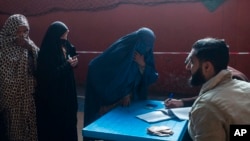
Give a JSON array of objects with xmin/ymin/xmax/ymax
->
[
  {"xmin": 84, "ymin": 27, "xmax": 158, "ymax": 128},
  {"xmin": 35, "ymin": 21, "xmax": 78, "ymax": 141}
]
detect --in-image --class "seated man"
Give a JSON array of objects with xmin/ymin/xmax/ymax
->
[
  {"xmin": 180, "ymin": 37, "xmax": 250, "ymax": 141},
  {"xmin": 165, "ymin": 66, "xmax": 249, "ymax": 108}
]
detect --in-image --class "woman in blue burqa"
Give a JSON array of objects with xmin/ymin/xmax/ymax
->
[
  {"xmin": 84, "ymin": 27, "xmax": 158, "ymax": 127},
  {"xmin": 35, "ymin": 21, "xmax": 78, "ymax": 141}
]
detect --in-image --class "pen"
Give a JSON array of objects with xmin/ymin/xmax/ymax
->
[
  {"xmin": 168, "ymin": 93, "xmax": 174, "ymax": 101},
  {"xmin": 164, "ymin": 93, "xmax": 174, "ymax": 108}
]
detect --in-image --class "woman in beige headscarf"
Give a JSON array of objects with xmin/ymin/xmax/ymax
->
[{"xmin": 0, "ymin": 14, "xmax": 39, "ymax": 141}]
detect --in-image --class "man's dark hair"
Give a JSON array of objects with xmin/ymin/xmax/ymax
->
[{"xmin": 192, "ymin": 37, "xmax": 229, "ymax": 74}]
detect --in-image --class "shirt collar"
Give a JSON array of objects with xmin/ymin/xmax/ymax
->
[{"xmin": 199, "ymin": 69, "xmax": 232, "ymax": 95}]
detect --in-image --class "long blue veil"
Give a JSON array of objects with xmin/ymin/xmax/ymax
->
[{"xmin": 84, "ymin": 27, "xmax": 158, "ymax": 126}]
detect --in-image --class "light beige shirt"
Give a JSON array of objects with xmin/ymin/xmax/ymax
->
[{"xmin": 188, "ymin": 70, "xmax": 250, "ymax": 141}]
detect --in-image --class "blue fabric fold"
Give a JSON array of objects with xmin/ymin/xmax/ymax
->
[{"xmin": 84, "ymin": 27, "xmax": 158, "ymax": 126}]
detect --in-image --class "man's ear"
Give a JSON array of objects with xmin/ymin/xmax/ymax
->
[{"xmin": 202, "ymin": 61, "xmax": 215, "ymax": 79}]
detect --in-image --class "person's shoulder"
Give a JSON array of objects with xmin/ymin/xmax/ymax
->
[
  {"xmin": 203, "ymin": 79, "xmax": 250, "ymax": 105},
  {"xmin": 232, "ymin": 79, "xmax": 250, "ymax": 90},
  {"xmin": 228, "ymin": 66, "xmax": 249, "ymax": 82}
]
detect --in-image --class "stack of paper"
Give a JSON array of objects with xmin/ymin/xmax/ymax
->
[
  {"xmin": 168, "ymin": 107, "xmax": 191, "ymax": 120},
  {"xmin": 136, "ymin": 107, "xmax": 191, "ymax": 123},
  {"xmin": 136, "ymin": 110, "xmax": 172, "ymax": 123}
]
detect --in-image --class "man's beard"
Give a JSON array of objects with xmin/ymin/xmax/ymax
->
[{"xmin": 188, "ymin": 67, "xmax": 206, "ymax": 86}]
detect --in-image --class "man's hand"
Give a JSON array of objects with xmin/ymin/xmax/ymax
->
[{"xmin": 164, "ymin": 98, "xmax": 184, "ymax": 108}]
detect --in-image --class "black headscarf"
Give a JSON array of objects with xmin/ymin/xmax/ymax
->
[
  {"xmin": 35, "ymin": 21, "xmax": 78, "ymax": 141},
  {"xmin": 36, "ymin": 21, "xmax": 77, "ymax": 78}
]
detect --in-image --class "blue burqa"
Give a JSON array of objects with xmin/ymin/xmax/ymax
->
[{"xmin": 84, "ymin": 27, "xmax": 158, "ymax": 126}]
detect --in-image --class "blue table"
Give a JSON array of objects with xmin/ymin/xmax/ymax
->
[{"xmin": 82, "ymin": 100, "xmax": 188, "ymax": 141}]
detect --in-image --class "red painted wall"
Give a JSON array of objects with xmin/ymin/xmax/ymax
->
[{"xmin": 1, "ymin": 0, "xmax": 250, "ymax": 97}]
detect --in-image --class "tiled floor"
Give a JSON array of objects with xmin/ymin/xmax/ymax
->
[
  {"xmin": 76, "ymin": 85, "xmax": 85, "ymax": 141},
  {"xmin": 77, "ymin": 111, "xmax": 84, "ymax": 141}
]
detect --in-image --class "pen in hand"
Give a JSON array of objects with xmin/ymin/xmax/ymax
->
[
  {"xmin": 164, "ymin": 93, "xmax": 174, "ymax": 108},
  {"xmin": 168, "ymin": 93, "xmax": 174, "ymax": 101}
]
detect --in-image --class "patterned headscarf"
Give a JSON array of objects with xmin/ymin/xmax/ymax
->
[
  {"xmin": 0, "ymin": 14, "xmax": 39, "ymax": 141},
  {"xmin": 0, "ymin": 14, "xmax": 29, "ymax": 47}
]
